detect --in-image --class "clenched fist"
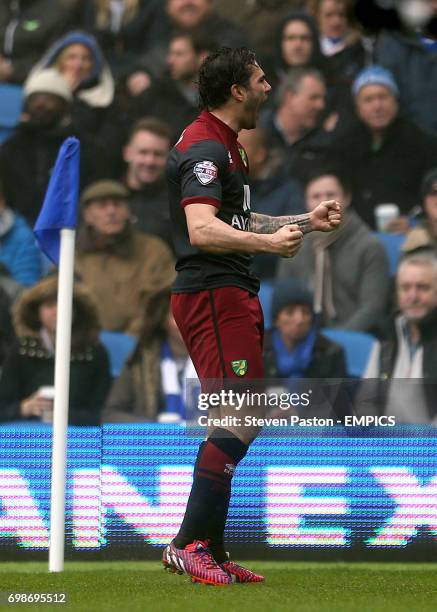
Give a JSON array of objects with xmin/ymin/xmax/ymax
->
[
  {"xmin": 310, "ymin": 200, "xmax": 342, "ymax": 232},
  {"xmin": 269, "ymin": 224, "xmax": 303, "ymax": 258}
]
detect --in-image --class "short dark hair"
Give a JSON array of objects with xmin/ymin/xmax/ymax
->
[
  {"xmin": 169, "ymin": 26, "xmax": 217, "ymax": 56},
  {"xmin": 304, "ymin": 165, "xmax": 352, "ymax": 194},
  {"xmin": 198, "ymin": 47, "xmax": 258, "ymax": 110},
  {"xmin": 127, "ymin": 117, "xmax": 172, "ymax": 144}
]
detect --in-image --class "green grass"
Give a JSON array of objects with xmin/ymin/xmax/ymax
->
[{"xmin": 0, "ymin": 561, "xmax": 436, "ymax": 612}]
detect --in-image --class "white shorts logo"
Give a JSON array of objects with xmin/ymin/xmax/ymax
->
[{"xmin": 193, "ymin": 161, "xmax": 218, "ymax": 185}]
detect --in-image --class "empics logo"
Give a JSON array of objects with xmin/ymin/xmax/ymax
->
[{"xmin": 193, "ymin": 161, "xmax": 218, "ymax": 185}]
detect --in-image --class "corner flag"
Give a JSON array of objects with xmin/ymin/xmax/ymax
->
[{"xmin": 34, "ymin": 137, "xmax": 80, "ymax": 264}]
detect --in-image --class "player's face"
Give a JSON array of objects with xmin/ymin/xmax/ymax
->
[
  {"xmin": 83, "ymin": 198, "xmax": 130, "ymax": 236},
  {"xmin": 241, "ymin": 65, "xmax": 271, "ymax": 130},
  {"xmin": 281, "ymin": 20, "xmax": 313, "ymax": 67},
  {"xmin": 275, "ymin": 304, "xmax": 313, "ymax": 344},
  {"xmin": 356, "ymin": 85, "xmax": 398, "ymax": 131},
  {"xmin": 317, "ymin": 0, "xmax": 348, "ymax": 39},
  {"xmin": 167, "ymin": 36, "xmax": 199, "ymax": 81},
  {"xmin": 38, "ymin": 299, "xmax": 58, "ymax": 335},
  {"xmin": 305, "ymin": 175, "xmax": 349, "ymax": 212},
  {"xmin": 124, "ymin": 130, "xmax": 170, "ymax": 186},
  {"xmin": 397, "ymin": 263, "xmax": 437, "ymax": 322}
]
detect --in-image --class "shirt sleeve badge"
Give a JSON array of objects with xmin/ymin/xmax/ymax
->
[{"xmin": 193, "ymin": 161, "xmax": 218, "ymax": 185}]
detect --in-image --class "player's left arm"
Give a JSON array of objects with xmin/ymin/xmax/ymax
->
[{"xmin": 249, "ymin": 200, "xmax": 342, "ymax": 234}]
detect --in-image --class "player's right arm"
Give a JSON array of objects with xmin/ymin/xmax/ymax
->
[{"xmin": 185, "ymin": 203, "xmax": 303, "ymax": 257}]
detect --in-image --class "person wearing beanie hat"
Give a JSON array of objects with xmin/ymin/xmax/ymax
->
[
  {"xmin": 330, "ymin": 61, "xmax": 437, "ymax": 229},
  {"xmin": 351, "ymin": 65, "xmax": 399, "ymax": 99},
  {"xmin": 402, "ymin": 167, "xmax": 437, "ymax": 255},
  {"xmin": 264, "ymin": 276, "xmax": 346, "ymax": 380},
  {"xmin": 74, "ymin": 179, "xmax": 175, "ymax": 337},
  {"xmin": 24, "ymin": 68, "xmax": 73, "ymax": 104}
]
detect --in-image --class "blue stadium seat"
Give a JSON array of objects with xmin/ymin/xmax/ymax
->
[
  {"xmin": 258, "ymin": 280, "xmax": 274, "ymax": 329},
  {"xmin": 99, "ymin": 331, "xmax": 136, "ymax": 378},
  {"xmin": 373, "ymin": 232, "xmax": 406, "ymax": 276},
  {"xmin": 0, "ymin": 84, "xmax": 23, "ymax": 144},
  {"xmin": 321, "ymin": 328, "xmax": 376, "ymax": 378}
]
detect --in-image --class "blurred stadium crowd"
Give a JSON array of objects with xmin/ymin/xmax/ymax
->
[{"xmin": 0, "ymin": 0, "xmax": 437, "ymax": 425}]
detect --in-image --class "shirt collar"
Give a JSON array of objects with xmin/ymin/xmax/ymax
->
[{"xmin": 201, "ymin": 110, "xmax": 238, "ymax": 140}]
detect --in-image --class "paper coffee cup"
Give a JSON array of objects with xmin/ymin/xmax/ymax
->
[
  {"xmin": 157, "ymin": 412, "xmax": 183, "ymax": 424},
  {"xmin": 374, "ymin": 203, "xmax": 400, "ymax": 232},
  {"xmin": 38, "ymin": 386, "xmax": 54, "ymax": 423}
]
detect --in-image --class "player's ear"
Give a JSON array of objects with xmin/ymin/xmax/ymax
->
[{"xmin": 231, "ymin": 83, "xmax": 246, "ymax": 103}]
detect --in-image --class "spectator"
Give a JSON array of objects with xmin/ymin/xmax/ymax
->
[
  {"xmin": 75, "ymin": 180, "xmax": 176, "ymax": 336},
  {"xmin": 0, "ymin": 178, "xmax": 42, "ymax": 287},
  {"xmin": 259, "ymin": 67, "xmax": 332, "ymax": 183},
  {"xmin": 237, "ymin": 127, "xmax": 304, "ymax": 280},
  {"xmin": 309, "ymin": 0, "xmax": 367, "ymax": 117},
  {"xmin": 130, "ymin": 29, "xmax": 213, "ymax": 142},
  {"xmin": 134, "ymin": 0, "xmax": 247, "ymax": 82},
  {"xmin": 0, "ymin": 0, "xmax": 81, "ymax": 84},
  {"xmin": 277, "ymin": 169, "xmax": 390, "ymax": 334},
  {"xmin": 332, "ymin": 65, "xmax": 437, "ymax": 230},
  {"xmin": 272, "ymin": 12, "xmax": 325, "ymax": 85},
  {"xmin": 123, "ymin": 118, "xmax": 173, "ymax": 249},
  {"xmin": 81, "ymin": 0, "xmax": 166, "ymax": 79},
  {"xmin": 374, "ymin": 2, "xmax": 437, "ymax": 136},
  {"xmin": 0, "ymin": 286, "xmax": 14, "ymax": 370},
  {"xmin": 402, "ymin": 168, "xmax": 437, "ymax": 256},
  {"xmin": 0, "ymin": 276, "xmax": 111, "ymax": 425},
  {"xmin": 26, "ymin": 30, "xmax": 125, "ymax": 164},
  {"xmin": 103, "ymin": 290, "xmax": 196, "ymax": 422},
  {"xmin": 264, "ymin": 277, "xmax": 347, "ymax": 379},
  {"xmin": 0, "ymin": 68, "xmax": 110, "ymax": 224},
  {"xmin": 362, "ymin": 253, "xmax": 437, "ymax": 423}
]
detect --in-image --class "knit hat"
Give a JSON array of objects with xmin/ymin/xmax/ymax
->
[
  {"xmin": 80, "ymin": 180, "xmax": 130, "ymax": 207},
  {"xmin": 24, "ymin": 68, "xmax": 73, "ymax": 103},
  {"xmin": 352, "ymin": 65, "xmax": 399, "ymax": 98},
  {"xmin": 421, "ymin": 168, "xmax": 437, "ymax": 198},
  {"xmin": 271, "ymin": 278, "xmax": 313, "ymax": 322}
]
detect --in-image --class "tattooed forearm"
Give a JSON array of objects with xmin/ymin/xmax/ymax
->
[{"xmin": 249, "ymin": 212, "xmax": 313, "ymax": 234}]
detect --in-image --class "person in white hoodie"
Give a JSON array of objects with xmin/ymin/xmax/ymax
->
[{"xmin": 26, "ymin": 30, "xmax": 125, "ymax": 168}]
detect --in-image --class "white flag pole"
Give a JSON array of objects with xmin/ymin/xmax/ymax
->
[{"xmin": 49, "ymin": 228, "xmax": 76, "ymax": 572}]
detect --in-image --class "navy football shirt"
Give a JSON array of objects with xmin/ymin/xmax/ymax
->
[{"xmin": 167, "ymin": 111, "xmax": 259, "ymax": 294}]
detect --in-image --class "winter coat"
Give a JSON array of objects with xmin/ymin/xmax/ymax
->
[
  {"xmin": 332, "ymin": 116, "xmax": 437, "ymax": 228},
  {"xmin": 75, "ymin": 223, "xmax": 176, "ymax": 336},
  {"xmin": 0, "ymin": 121, "xmax": 111, "ymax": 224},
  {"xmin": 0, "ymin": 0, "xmax": 80, "ymax": 83},
  {"xmin": 360, "ymin": 308, "xmax": 437, "ymax": 421},
  {"xmin": 277, "ymin": 210, "xmax": 390, "ymax": 333},
  {"xmin": 128, "ymin": 179, "xmax": 173, "ymax": 251},
  {"xmin": 263, "ymin": 328, "xmax": 347, "ymax": 379},
  {"xmin": 375, "ymin": 29, "xmax": 437, "ymax": 137},
  {"xmin": 0, "ymin": 276, "xmax": 111, "ymax": 424},
  {"xmin": 0, "ymin": 210, "xmax": 42, "ymax": 285}
]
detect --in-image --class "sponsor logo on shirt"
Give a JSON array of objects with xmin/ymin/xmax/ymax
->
[{"xmin": 193, "ymin": 161, "xmax": 218, "ymax": 185}]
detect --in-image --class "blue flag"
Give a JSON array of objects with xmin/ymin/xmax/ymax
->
[{"xmin": 34, "ymin": 137, "xmax": 80, "ymax": 265}]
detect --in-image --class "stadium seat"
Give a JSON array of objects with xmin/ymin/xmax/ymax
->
[
  {"xmin": 373, "ymin": 232, "xmax": 406, "ymax": 276},
  {"xmin": 321, "ymin": 328, "xmax": 376, "ymax": 378},
  {"xmin": 99, "ymin": 331, "xmax": 136, "ymax": 378},
  {"xmin": 0, "ymin": 84, "xmax": 23, "ymax": 144},
  {"xmin": 258, "ymin": 280, "xmax": 274, "ymax": 329}
]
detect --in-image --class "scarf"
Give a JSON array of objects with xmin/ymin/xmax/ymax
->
[
  {"xmin": 160, "ymin": 340, "xmax": 197, "ymax": 419},
  {"xmin": 272, "ymin": 325, "xmax": 317, "ymax": 378},
  {"xmin": 310, "ymin": 212, "xmax": 352, "ymax": 321}
]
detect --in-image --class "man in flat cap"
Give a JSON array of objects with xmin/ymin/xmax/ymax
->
[{"xmin": 75, "ymin": 179, "xmax": 175, "ymax": 337}]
